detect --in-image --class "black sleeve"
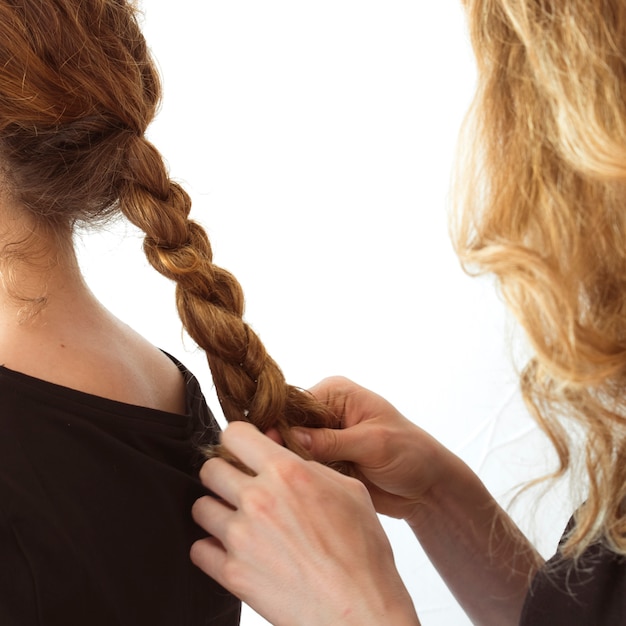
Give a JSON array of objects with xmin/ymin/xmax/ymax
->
[{"xmin": 520, "ymin": 522, "xmax": 626, "ymax": 625}]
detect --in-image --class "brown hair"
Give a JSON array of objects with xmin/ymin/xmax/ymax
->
[
  {"xmin": 456, "ymin": 0, "xmax": 626, "ymax": 557},
  {"xmin": 0, "ymin": 0, "xmax": 341, "ymax": 463}
]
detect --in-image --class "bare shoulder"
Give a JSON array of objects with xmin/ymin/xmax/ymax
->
[
  {"xmin": 0, "ymin": 309, "xmax": 189, "ymax": 414},
  {"xmin": 99, "ymin": 321, "xmax": 188, "ymax": 414}
]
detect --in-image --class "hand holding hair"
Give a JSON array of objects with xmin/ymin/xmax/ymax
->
[
  {"xmin": 190, "ymin": 377, "xmax": 540, "ymax": 625},
  {"xmin": 293, "ymin": 376, "xmax": 452, "ymax": 523},
  {"xmin": 295, "ymin": 377, "xmax": 543, "ymax": 626},
  {"xmin": 190, "ymin": 421, "xmax": 420, "ymax": 626}
]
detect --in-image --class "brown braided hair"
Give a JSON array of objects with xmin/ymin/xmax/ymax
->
[{"xmin": 0, "ymin": 0, "xmax": 344, "ymax": 466}]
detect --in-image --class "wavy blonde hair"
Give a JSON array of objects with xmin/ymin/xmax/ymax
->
[
  {"xmin": 0, "ymin": 0, "xmax": 345, "ymax": 467},
  {"xmin": 455, "ymin": 0, "xmax": 626, "ymax": 557}
]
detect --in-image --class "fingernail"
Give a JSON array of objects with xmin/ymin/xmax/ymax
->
[{"xmin": 292, "ymin": 428, "xmax": 312, "ymax": 450}]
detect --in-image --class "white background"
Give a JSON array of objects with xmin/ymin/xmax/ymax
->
[{"xmin": 78, "ymin": 2, "xmax": 574, "ymax": 624}]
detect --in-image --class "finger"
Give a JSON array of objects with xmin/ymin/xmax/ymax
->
[
  {"xmin": 309, "ymin": 377, "xmax": 398, "ymax": 430},
  {"xmin": 189, "ymin": 536, "xmax": 227, "ymax": 582},
  {"xmin": 291, "ymin": 424, "xmax": 375, "ymax": 464},
  {"xmin": 308, "ymin": 376, "xmax": 358, "ymax": 421},
  {"xmin": 264, "ymin": 427, "xmax": 284, "ymax": 446},
  {"xmin": 191, "ymin": 494, "xmax": 235, "ymax": 539},
  {"xmin": 198, "ymin": 456, "xmax": 252, "ymax": 508},
  {"xmin": 308, "ymin": 376, "xmax": 378, "ymax": 428},
  {"xmin": 220, "ymin": 421, "xmax": 290, "ymax": 474}
]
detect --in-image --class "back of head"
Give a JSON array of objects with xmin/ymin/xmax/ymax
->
[
  {"xmin": 0, "ymin": 0, "xmax": 158, "ymax": 221},
  {"xmin": 0, "ymin": 0, "xmax": 341, "ymax": 462},
  {"xmin": 456, "ymin": 0, "xmax": 626, "ymax": 557}
]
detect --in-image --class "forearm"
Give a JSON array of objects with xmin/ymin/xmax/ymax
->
[
  {"xmin": 301, "ymin": 378, "xmax": 543, "ymax": 624},
  {"xmin": 406, "ymin": 453, "xmax": 543, "ymax": 626}
]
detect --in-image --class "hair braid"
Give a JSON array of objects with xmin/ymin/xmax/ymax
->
[
  {"xmin": 0, "ymin": 0, "xmax": 349, "ymax": 473},
  {"xmin": 118, "ymin": 136, "xmax": 348, "ymax": 468}
]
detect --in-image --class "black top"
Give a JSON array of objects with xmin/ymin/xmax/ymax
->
[
  {"xmin": 520, "ymin": 517, "xmax": 626, "ymax": 625},
  {"xmin": 0, "ymin": 356, "xmax": 241, "ymax": 626}
]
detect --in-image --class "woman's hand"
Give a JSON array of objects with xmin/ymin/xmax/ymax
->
[
  {"xmin": 190, "ymin": 421, "xmax": 420, "ymax": 626},
  {"xmin": 296, "ymin": 376, "xmax": 455, "ymax": 523},
  {"xmin": 297, "ymin": 378, "xmax": 542, "ymax": 626}
]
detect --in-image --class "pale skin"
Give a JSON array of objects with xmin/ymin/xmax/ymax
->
[
  {"xmin": 0, "ymin": 173, "xmax": 542, "ymax": 624},
  {"xmin": 0, "ymin": 194, "xmax": 187, "ymax": 416},
  {"xmin": 191, "ymin": 378, "xmax": 544, "ymax": 626}
]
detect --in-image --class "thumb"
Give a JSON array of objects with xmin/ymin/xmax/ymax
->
[{"xmin": 291, "ymin": 426, "xmax": 360, "ymax": 464}]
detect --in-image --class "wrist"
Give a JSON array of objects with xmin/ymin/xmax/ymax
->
[
  {"xmin": 402, "ymin": 444, "xmax": 469, "ymax": 530},
  {"xmin": 321, "ymin": 548, "xmax": 421, "ymax": 626},
  {"xmin": 335, "ymin": 588, "xmax": 420, "ymax": 626}
]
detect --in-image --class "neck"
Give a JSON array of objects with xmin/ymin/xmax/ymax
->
[{"xmin": 0, "ymin": 214, "xmax": 100, "ymax": 328}]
